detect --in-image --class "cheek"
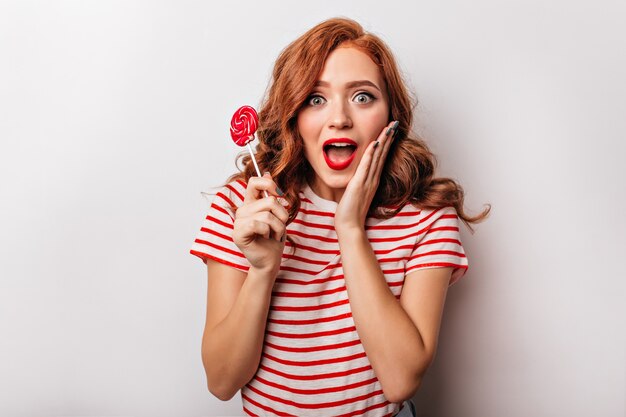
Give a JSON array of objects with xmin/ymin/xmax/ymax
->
[
  {"xmin": 376, "ymin": 105, "xmax": 391, "ymax": 126},
  {"xmin": 297, "ymin": 112, "xmax": 322, "ymax": 137},
  {"xmin": 297, "ymin": 113, "xmax": 323, "ymax": 149},
  {"xmin": 367, "ymin": 115, "xmax": 388, "ymax": 140},
  {"xmin": 297, "ymin": 114, "xmax": 317, "ymax": 162},
  {"xmin": 362, "ymin": 110, "xmax": 389, "ymax": 138}
]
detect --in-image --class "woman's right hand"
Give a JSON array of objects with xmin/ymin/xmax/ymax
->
[{"xmin": 232, "ymin": 172, "xmax": 288, "ymax": 276}]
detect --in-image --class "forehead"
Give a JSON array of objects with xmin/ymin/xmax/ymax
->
[{"xmin": 317, "ymin": 46, "xmax": 384, "ymax": 88}]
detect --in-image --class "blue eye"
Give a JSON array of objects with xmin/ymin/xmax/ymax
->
[
  {"xmin": 307, "ymin": 95, "xmax": 326, "ymax": 106},
  {"xmin": 354, "ymin": 92, "xmax": 374, "ymax": 104}
]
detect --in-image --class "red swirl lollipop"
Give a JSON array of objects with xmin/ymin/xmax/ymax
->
[
  {"xmin": 230, "ymin": 105, "xmax": 259, "ymax": 146},
  {"xmin": 229, "ymin": 105, "xmax": 269, "ymax": 199}
]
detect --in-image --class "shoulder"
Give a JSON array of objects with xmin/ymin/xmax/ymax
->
[
  {"xmin": 211, "ymin": 179, "xmax": 248, "ymax": 208},
  {"xmin": 416, "ymin": 205, "xmax": 460, "ymax": 226},
  {"xmin": 372, "ymin": 204, "xmax": 461, "ymax": 235},
  {"xmin": 389, "ymin": 202, "xmax": 459, "ymax": 220}
]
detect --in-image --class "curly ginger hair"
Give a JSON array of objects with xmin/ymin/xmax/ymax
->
[{"xmin": 226, "ymin": 17, "xmax": 491, "ymax": 232}]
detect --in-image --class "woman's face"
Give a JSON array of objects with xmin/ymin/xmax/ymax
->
[{"xmin": 297, "ymin": 46, "xmax": 390, "ymax": 201}]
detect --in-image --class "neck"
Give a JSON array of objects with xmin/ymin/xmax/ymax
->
[{"xmin": 310, "ymin": 179, "xmax": 345, "ymax": 203}]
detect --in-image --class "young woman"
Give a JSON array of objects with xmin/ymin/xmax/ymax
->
[{"xmin": 190, "ymin": 17, "xmax": 490, "ymax": 417}]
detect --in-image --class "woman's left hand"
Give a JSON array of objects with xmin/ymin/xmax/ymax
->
[{"xmin": 335, "ymin": 120, "xmax": 399, "ymax": 235}]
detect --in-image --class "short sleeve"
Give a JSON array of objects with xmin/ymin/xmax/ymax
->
[
  {"xmin": 405, "ymin": 206, "xmax": 469, "ymax": 286},
  {"xmin": 189, "ymin": 181, "xmax": 250, "ymax": 272}
]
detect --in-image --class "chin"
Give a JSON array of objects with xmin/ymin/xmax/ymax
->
[{"xmin": 318, "ymin": 171, "xmax": 354, "ymax": 190}]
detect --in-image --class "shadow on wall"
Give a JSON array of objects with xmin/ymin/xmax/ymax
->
[{"xmin": 411, "ymin": 227, "xmax": 487, "ymax": 417}]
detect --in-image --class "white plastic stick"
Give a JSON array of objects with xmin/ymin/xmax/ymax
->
[
  {"xmin": 246, "ymin": 140, "xmax": 269, "ymax": 198},
  {"xmin": 247, "ymin": 136, "xmax": 286, "ymax": 243}
]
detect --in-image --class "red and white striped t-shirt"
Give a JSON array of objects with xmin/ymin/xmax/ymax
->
[{"xmin": 190, "ymin": 180, "xmax": 468, "ymax": 417}]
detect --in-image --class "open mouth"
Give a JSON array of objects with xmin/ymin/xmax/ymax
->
[{"xmin": 323, "ymin": 139, "xmax": 358, "ymax": 170}]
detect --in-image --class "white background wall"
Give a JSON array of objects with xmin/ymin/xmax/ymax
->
[{"xmin": 1, "ymin": 1, "xmax": 624, "ymax": 416}]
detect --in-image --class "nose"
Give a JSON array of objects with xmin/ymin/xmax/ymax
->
[{"xmin": 328, "ymin": 100, "xmax": 352, "ymax": 130}]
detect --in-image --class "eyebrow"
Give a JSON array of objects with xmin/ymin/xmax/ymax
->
[{"xmin": 314, "ymin": 80, "xmax": 381, "ymax": 92}]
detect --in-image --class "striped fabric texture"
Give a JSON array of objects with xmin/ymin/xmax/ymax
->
[{"xmin": 190, "ymin": 180, "xmax": 468, "ymax": 417}]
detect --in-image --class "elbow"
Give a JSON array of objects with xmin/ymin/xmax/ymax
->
[
  {"xmin": 382, "ymin": 377, "xmax": 422, "ymax": 404},
  {"xmin": 207, "ymin": 379, "xmax": 239, "ymax": 401},
  {"xmin": 382, "ymin": 356, "xmax": 432, "ymax": 403},
  {"xmin": 202, "ymin": 346, "xmax": 241, "ymax": 401},
  {"xmin": 204, "ymin": 359, "xmax": 240, "ymax": 401}
]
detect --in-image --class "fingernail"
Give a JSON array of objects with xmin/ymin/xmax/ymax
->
[
  {"xmin": 373, "ymin": 140, "xmax": 379, "ymax": 149},
  {"xmin": 263, "ymin": 171, "xmax": 271, "ymax": 176},
  {"xmin": 392, "ymin": 120, "xmax": 399, "ymax": 130},
  {"xmin": 276, "ymin": 186, "xmax": 284, "ymax": 196},
  {"xmin": 385, "ymin": 127, "xmax": 392, "ymax": 136}
]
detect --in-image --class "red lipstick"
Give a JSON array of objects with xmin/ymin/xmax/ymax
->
[{"xmin": 322, "ymin": 138, "xmax": 358, "ymax": 170}]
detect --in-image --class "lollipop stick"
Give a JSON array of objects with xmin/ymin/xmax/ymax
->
[{"xmin": 246, "ymin": 140, "xmax": 269, "ymax": 198}]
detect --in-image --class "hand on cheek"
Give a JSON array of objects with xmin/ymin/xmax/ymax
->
[{"xmin": 334, "ymin": 120, "xmax": 399, "ymax": 233}]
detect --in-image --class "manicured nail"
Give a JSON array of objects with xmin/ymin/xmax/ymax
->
[
  {"xmin": 373, "ymin": 140, "xmax": 380, "ymax": 149},
  {"xmin": 392, "ymin": 120, "xmax": 399, "ymax": 131},
  {"xmin": 276, "ymin": 186, "xmax": 284, "ymax": 196},
  {"xmin": 385, "ymin": 127, "xmax": 392, "ymax": 136}
]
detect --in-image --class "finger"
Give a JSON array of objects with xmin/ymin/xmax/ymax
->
[
  {"xmin": 355, "ymin": 121, "xmax": 396, "ymax": 183},
  {"xmin": 251, "ymin": 219, "xmax": 272, "ymax": 240},
  {"xmin": 234, "ymin": 217, "xmax": 272, "ymax": 243},
  {"xmin": 371, "ymin": 120, "xmax": 396, "ymax": 157},
  {"xmin": 383, "ymin": 120, "xmax": 399, "ymax": 153},
  {"xmin": 252, "ymin": 211, "xmax": 287, "ymax": 241},
  {"xmin": 354, "ymin": 139, "xmax": 377, "ymax": 182},
  {"xmin": 243, "ymin": 174, "xmax": 282, "ymax": 204},
  {"xmin": 261, "ymin": 172, "xmax": 285, "ymax": 198},
  {"xmin": 369, "ymin": 121, "xmax": 398, "ymax": 181},
  {"xmin": 236, "ymin": 195, "xmax": 289, "ymax": 224}
]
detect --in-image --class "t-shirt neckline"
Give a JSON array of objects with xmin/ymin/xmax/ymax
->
[{"xmin": 302, "ymin": 182, "xmax": 338, "ymax": 212}]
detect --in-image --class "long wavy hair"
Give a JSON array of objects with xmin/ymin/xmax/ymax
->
[{"xmin": 226, "ymin": 17, "xmax": 490, "ymax": 233}]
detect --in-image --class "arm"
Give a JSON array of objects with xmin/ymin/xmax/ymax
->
[
  {"xmin": 337, "ymin": 228, "xmax": 452, "ymax": 403},
  {"xmin": 333, "ymin": 121, "xmax": 453, "ymax": 402},
  {"xmin": 201, "ymin": 259, "xmax": 276, "ymax": 401},
  {"xmin": 199, "ymin": 173, "xmax": 288, "ymax": 400}
]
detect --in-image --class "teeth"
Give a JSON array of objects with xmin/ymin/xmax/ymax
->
[{"xmin": 328, "ymin": 143, "xmax": 353, "ymax": 147}]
